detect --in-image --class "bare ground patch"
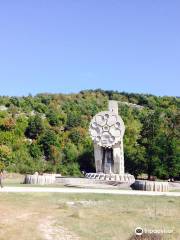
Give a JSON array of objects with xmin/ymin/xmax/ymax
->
[{"xmin": 39, "ymin": 216, "xmax": 80, "ymax": 240}]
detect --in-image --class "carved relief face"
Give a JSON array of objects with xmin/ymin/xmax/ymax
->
[{"xmin": 89, "ymin": 111, "xmax": 125, "ymax": 148}]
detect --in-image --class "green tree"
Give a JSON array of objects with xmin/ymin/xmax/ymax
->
[
  {"xmin": 119, "ymin": 105, "xmax": 145, "ymax": 176},
  {"xmin": 25, "ymin": 115, "xmax": 44, "ymax": 139},
  {"xmin": 66, "ymin": 111, "xmax": 82, "ymax": 129},
  {"xmin": 39, "ymin": 130, "xmax": 60, "ymax": 160},
  {"xmin": 0, "ymin": 145, "xmax": 12, "ymax": 167},
  {"xmin": 29, "ymin": 143, "xmax": 42, "ymax": 159},
  {"xmin": 46, "ymin": 110, "xmax": 60, "ymax": 126},
  {"xmin": 63, "ymin": 142, "xmax": 78, "ymax": 163},
  {"xmin": 140, "ymin": 110, "xmax": 163, "ymax": 179},
  {"xmin": 49, "ymin": 145, "xmax": 62, "ymax": 165}
]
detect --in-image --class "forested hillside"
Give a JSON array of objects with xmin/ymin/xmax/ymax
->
[{"xmin": 0, "ymin": 90, "xmax": 179, "ymax": 179}]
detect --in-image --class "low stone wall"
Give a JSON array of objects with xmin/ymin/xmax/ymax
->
[
  {"xmin": 132, "ymin": 180, "xmax": 169, "ymax": 192},
  {"xmin": 24, "ymin": 174, "xmax": 56, "ymax": 185}
]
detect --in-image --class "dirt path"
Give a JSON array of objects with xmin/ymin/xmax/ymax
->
[
  {"xmin": 0, "ymin": 186, "xmax": 180, "ymax": 196},
  {"xmin": 39, "ymin": 216, "xmax": 80, "ymax": 240}
]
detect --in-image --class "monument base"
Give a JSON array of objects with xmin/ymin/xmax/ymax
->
[
  {"xmin": 131, "ymin": 180, "xmax": 169, "ymax": 192},
  {"xmin": 85, "ymin": 172, "xmax": 135, "ymax": 184}
]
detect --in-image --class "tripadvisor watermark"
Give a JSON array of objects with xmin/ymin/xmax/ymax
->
[{"xmin": 135, "ymin": 227, "xmax": 173, "ymax": 236}]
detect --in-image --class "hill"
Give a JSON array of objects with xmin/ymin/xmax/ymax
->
[{"xmin": 0, "ymin": 89, "xmax": 179, "ymax": 179}]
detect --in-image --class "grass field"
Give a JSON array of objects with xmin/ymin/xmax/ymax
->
[{"xmin": 0, "ymin": 192, "xmax": 179, "ymax": 240}]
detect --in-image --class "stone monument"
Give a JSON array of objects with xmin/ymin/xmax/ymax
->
[{"xmin": 86, "ymin": 100, "xmax": 135, "ymax": 183}]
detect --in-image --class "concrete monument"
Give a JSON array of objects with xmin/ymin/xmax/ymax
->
[{"xmin": 86, "ymin": 100, "xmax": 134, "ymax": 183}]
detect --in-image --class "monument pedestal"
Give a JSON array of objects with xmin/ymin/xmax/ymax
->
[{"xmin": 85, "ymin": 172, "xmax": 135, "ymax": 184}]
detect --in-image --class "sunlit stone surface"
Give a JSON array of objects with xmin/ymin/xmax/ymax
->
[{"xmin": 88, "ymin": 100, "xmax": 135, "ymax": 183}]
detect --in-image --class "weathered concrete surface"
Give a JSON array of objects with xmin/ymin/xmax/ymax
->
[
  {"xmin": 89, "ymin": 100, "xmax": 127, "ymax": 176},
  {"xmin": 24, "ymin": 174, "xmax": 56, "ymax": 185},
  {"xmin": 132, "ymin": 180, "xmax": 169, "ymax": 192}
]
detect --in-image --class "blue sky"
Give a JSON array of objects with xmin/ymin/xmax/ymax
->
[{"xmin": 0, "ymin": 1, "xmax": 179, "ymax": 96}]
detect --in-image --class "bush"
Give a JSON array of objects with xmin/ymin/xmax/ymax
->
[{"xmin": 25, "ymin": 115, "xmax": 44, "ymax": 139}]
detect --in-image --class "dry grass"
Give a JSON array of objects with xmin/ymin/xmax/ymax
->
[
  {"xmin": 129, "ymin": 233, "xmax": 163, "ymax": 240},
  {"xmin": 0, "ymin": 193, "xmax": 179, "ymax": 240}
]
